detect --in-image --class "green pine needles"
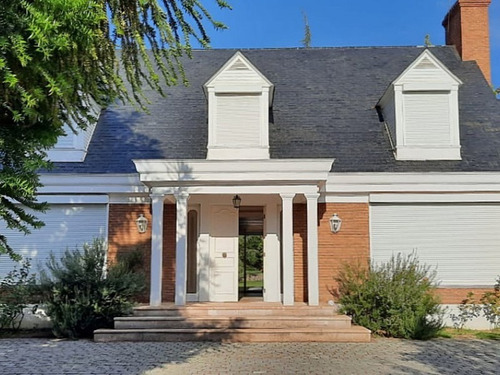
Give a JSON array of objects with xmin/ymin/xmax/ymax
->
[
  {"xmin": 335, "ymin": 253, "xmax": 443, "ymax": 340},
  {"xmin": 0, "ymin": 1, "xmax": 231, "ymax": 261}
]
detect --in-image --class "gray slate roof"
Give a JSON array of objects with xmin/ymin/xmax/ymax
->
[{"xmin": 52, "ymin": 47, "xmax": 500, "ymax": 174}]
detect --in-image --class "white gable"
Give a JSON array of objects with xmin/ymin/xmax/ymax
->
[
  {"xmin": 378, "ymin": 49, "xmax": 462, "ymax": 161},
  {"xmin": 204, "ymin": 52, "xmax": 274, "ymax": 160},
  {"xmin": 205, "ymin": 51, "xmax": 274, "ymax": 102},
  {"xmin": 393, "ymin": 49, "xmax": 462, "ymax": 89}
]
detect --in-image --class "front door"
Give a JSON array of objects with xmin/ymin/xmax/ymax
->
[{"xmin": 209, "ymin": 205, "xmax": 239, "ymax": 301}]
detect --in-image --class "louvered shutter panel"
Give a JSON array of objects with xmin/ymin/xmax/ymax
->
[
  {"xmin": 371, "ymin": 204, "xmax": 500, "ymax": 286},
  {"xmin": 403, "ymin": 92, "xmax": 451, "ymax": 145},
  {"xmin": 215, "ymin": 95, "xmax": 261, "ymax": 146},
  {"xmin": 0, "ymin": 204, "xmax": 107, "ymax": 277}
]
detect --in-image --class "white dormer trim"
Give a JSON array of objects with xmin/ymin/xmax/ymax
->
[
  {"xmin": 379, "ymin": 50, "xmax": 463, "ymax": 161},
  {"xmin": 204, "ymin": 52, "xmax": 274, "ymax": 160},
  {"xmin": 46, "ymin": 121, "xmax": 98, "ymax": 162},
  {"xmin": 204, "ymin": 51, "xmax": 274, "ymax": 104},
  {"xmin": 392, "ymin": 49, "xmax": 462, "ymax": 87},
  {"xmin": 46, "ymin": 103, "xmax": 100, "ymax": 162}
]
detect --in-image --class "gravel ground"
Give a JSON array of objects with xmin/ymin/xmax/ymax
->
[{"xmin": 0, "ymin": 337, "xmax": 498, "ymax": 375}]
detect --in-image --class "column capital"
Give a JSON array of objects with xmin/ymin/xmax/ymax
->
[
  {"xmin": 304, "ymin": 192, "xmax": 320, "ymax": 201},
  {"xmin": 280, "ymin": 193, "xmax": 296, "ymax": 200},
  {"xmin": 150, "ymin": 188, "xmax": 166, "ymax": 199},
  {"xmin": 173, "ymin": 190, "xmax": 189, "ymax": 201}
]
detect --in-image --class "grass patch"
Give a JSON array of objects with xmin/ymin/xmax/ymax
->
[
  {"xmin": 438, "ymin": 327, "xmax": 500, "ymax": 340},
  {"xmin": 239, "ymin": 280, "xmax": 263, "ymax": 288}
]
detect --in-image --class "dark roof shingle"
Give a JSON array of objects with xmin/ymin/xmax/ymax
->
[{"xmin": 52, "ymin": 47, "xmax": 500, "ymax": 174}]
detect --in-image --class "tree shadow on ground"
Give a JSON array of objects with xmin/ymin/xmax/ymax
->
[
  {"xmin": 394, "ymin": 338, "xmax": 499, "ymax": 375},
  {"xmin": 0, "ymin": 338, "xmax": 227, "ymax": 375}
]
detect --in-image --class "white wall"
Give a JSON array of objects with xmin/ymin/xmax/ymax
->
[{"xmin": 0, "ymin": 204, "xmax": 107, "ymax": 278}]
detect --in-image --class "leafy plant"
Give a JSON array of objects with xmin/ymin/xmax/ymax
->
[
  {"xmin": 449, "ymin": 292, "xmax": 482, "ymax": 330},
  {"xmin": 38, "ymin": 239, "xmax": 145, "ymax": 339},
  {"xmin": 479, "ymin": 277, "xmax": 500, "ymax": 328},
  {"xmin": 335, "ymin": 253, "xmax": 443, "ymax": 339},
  {"xmin": 449, "ymin": 277, "xmax": 500, "ymax": 330},
  {"xmin": 0, "ymin": 259, "xmax": 37, "ymax": 332}
]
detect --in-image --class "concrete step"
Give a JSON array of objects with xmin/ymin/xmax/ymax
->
[
  {"xmin": 132, "ymin": 304, "xmax": 337, "ymax": 318},
  {"xmin": 114, "ymin": 315, "xmax": 352, "ymax": 330},
  {"xmin": 94, "ymin": 326, "xmax": 371, "ymax": 343}
]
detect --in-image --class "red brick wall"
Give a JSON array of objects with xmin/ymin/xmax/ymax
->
[
  {"xmin": 108, "ymin": 203, "xmax": 177, "ymax": 303},
  {"xmin": 443, "ymin": 0, "xmax": 491, "ymax": 83},
  {"xmin": 162, "ymin": 204, "xmax": 176, "ymax": 302},
  {"xmin": 293, "ymin": 204, "xmax": 308, "ymax": 302},
  {"xmin": 293, "ymin": 203, "xmax": 371, "ymax": 304},
  {"xmin": 108, "ymin": 204, "xmax": 152, "ymax": 302},
  {"xmin": 318, "ymin": 203, "xmax": 370, "ymax": 303},
  {"xmin": 436, "ymin": 288, "xmax": 495, "ymax": 304}
]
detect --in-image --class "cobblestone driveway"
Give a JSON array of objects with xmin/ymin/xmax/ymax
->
[{"xmin": 0, "ymin": 338, "xmax": 498, "ymax": 374}]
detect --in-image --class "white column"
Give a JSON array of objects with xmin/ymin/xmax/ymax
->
[
  {"xmin": 305, "ymin": 193, "xmax": 320, "ymax": 306},
  {"xmin": 174, "ymin": 191, "xmax": 189, "ymax": 305},
  {"xmin": 263, "ymin": 202, "xmax": 281, "ymax": 302},
  {"xmin": 280, "ymin": 193, "xmax": 295, "ymax": 306},
  {"xmin": 150, "ymin": 193, "xmax": 165, "ymax": 306}
]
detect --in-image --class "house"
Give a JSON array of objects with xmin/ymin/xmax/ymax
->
[{"xmin": 2, "ymin": 0, "xmax": 499, "ymax": 328}]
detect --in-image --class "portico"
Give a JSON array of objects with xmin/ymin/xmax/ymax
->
[{"xmin": 133, "ymin": 159, "xmax": 333, "ymax": 307}]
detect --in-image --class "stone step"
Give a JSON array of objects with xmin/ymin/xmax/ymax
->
[
  {"xmin": 114, "ymin": 315, "xmax": 352, "ymax": 330},
  {"xmin": 94, "ymin": 326, "xmax": 371, "ymax": 343},
  {"xmin": 132, "ymin": 304, "xmax": 337, "ymax": 318}
]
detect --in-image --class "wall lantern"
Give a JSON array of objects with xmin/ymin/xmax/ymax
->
[
  {"xmin": 136, "ymin": 214, "xmax": 148, "ymax": 234},
  {"xmin": 232, "ymin": 194, "xmax": 242, "ymax": 209},
  {"xmin": 329, "ymin": 213, "xmax": 342, "ymax": 233}
]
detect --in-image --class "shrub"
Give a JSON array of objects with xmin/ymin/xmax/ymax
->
[
  {"xmin": 449, "ymin": 292, "xmax": 481, "ymax": 330},
  {"xmin": 335, "ymin": 253, "xmax": 443, "ymax": 339},
  {"xmin": 479, "ymin": 276, "xmax": 500, "ymax": 328},
  {"xmin": 39, "ymin": 239, "xmax": 145, "ymax": 339},
  {"xmin": 449, "ymin": 276, "xmax": 500, "ymax": 330},
  {"xmin": 0, "ymin": 259, "xmax": 37, "ymax": 332}
]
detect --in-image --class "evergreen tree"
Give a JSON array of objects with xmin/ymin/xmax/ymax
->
[
  {"xmin": 301, "ymin": 12, "xmax": 311, "ymax": 48},
  {"xmin": 0, "ymin": 1, "xmax": 231, "ymax": 260}
]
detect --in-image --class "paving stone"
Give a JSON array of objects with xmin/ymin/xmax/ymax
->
[{"xmin": 0, "ymin": 337, "xmax": 498, "ymax": 374}]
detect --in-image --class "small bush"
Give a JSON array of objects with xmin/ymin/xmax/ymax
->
[
  {"xmin": 449, "ymin": 276, "xmax": 500, "ymax": 330},
  {"xmin": 449, "ymin": 292, "xmax": 481, "ymax": 330},
  {"xmin": 479, "ymin": 277, "xmax": 500, "ymax": 328},
  {"xmin": 0, "ymin": 259, "xmax": 37, "ymax": 332},
  {"xmin": 39, "ymin": 239, "xmax": 145, "ymax": 339},
  {"xmin": 335, "ymin": 253, "xmax": 443, "ymax": 339}
]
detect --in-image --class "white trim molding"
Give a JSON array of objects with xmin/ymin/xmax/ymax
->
[
  {"xmin": 39, "ymin": 174, "xmax": 148, "ymax": 194},
  {"xmin": 37, "ymin": 195, "xmax": 109, "ymax": 204},
  {"xmin": 327, "ymin": 172, "xmax": 500, "ymax": 194},
  {"xmin": 370, "ymin": 193, "xmax": 500, "ymax": 203},
  {"xmin": 133, "ymin": 159, "xmax": 334, "ymax": 188}
]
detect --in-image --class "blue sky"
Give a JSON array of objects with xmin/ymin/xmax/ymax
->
[{"xmin": 200, "ymin": 0, "xmax": 500, "ymax": 90}]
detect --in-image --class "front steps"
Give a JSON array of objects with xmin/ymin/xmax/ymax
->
[{"xmin": 94, "ymin": 302, "xmax": 371, "ymax": 343}]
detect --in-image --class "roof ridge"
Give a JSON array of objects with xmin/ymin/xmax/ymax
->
[{"xmin": 187, "ymin": 45, "xmax": 455, "ymax": 52}]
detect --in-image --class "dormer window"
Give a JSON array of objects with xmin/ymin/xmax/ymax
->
[
  {"xmin": 378, "ymin": 50, "xmax": 462, "ymax": 161},
  {"xmin": 46, "ymin": 113, "xmax": 99, "ymax": 163},
  {"xmin": 204, "ymin": 52, "xmax": 274, "ymax": 160}
]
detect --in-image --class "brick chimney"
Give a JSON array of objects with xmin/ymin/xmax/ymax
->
[{"xmin": 442, "ymin": 0, "xmax": 492, "ymax": 84}]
